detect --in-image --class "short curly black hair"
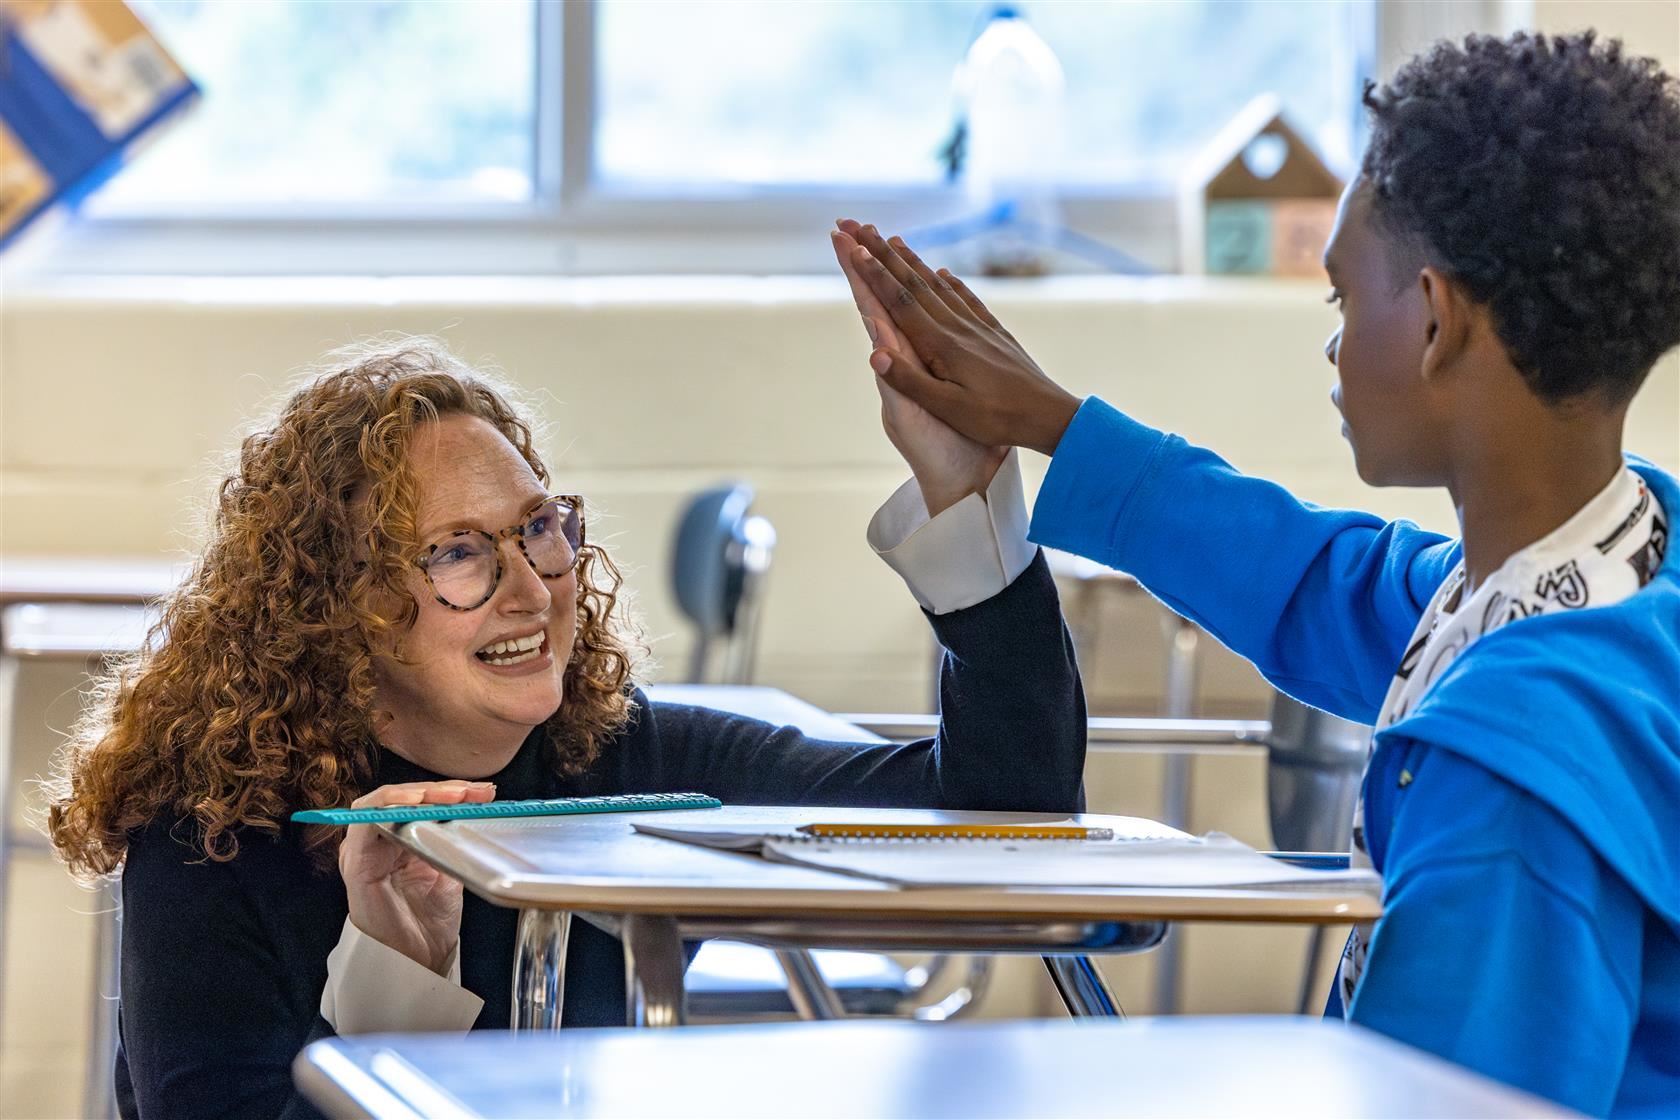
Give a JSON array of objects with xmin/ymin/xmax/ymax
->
[{"xmin": 1361, "ymin": 31, "xmax": 1680, "ymax": 405}]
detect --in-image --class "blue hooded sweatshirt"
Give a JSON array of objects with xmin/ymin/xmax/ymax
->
[{"xmin": 1030, "ymin": 397, "xmax": 1679, "ymax": 1118}]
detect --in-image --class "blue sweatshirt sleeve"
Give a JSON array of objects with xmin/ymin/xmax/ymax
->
[
  {"xmin": 1029, "ymin": 397, "xmax": 1460, "ymax": 722},
  {"xmin": 1349, "ymin": 746, "xmax": 1642, "ymax": 1116}
]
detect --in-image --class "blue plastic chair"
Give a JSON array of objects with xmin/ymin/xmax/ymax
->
[{"xmin": 670, "ymin": 484, "xmax": 775, "ymax": 685}]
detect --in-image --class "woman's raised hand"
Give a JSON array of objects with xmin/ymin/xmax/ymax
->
[
  {"xmin": 831, "ymin": 224, "xmax": 1006, "ymax": 516},
  {"xmin": 837, "ymin": 220, "xmax": 1082, "ymax": 458},
  {"xmin": 338, "ymin": 780, "xmax": 495, "ymax": 974}
]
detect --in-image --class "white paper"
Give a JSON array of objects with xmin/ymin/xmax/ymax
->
[
  {"xmin": 634, "ymin": 821, "xmax": 1378, "ymax": 894},
  {"xmin": 760, "ymin": 834, "xmax": 1380, "ymax": 892}
]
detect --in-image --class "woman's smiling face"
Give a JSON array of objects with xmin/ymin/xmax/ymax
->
[{"xmin": 370, "ymin": 412, "xmax": 578, "ymax": 777}]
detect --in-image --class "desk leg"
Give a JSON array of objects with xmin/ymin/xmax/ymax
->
[
  {"xmin": 622, "ymin": 914, "xmax": 687, "ymax": 1028},
  {"xmin": 512, "ymin": 909, "xmax": 571, "ymax": 1031},
  {"xmin": 1043, "ymin": 955, "xmax": 1125, "ymax": 1018}
]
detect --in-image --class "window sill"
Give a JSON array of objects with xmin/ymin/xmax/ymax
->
[{"xmin": 0, "ymin": 271, "xmax": 1323, "ymax": 312}]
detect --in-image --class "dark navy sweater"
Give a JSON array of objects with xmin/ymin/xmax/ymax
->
[{"xmin": 114, "ymin": 552, "xmax": 1085, "ymax": 1119}]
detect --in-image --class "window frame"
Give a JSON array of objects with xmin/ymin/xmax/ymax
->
[{"xmin": 22, "ymin": 0, "xmax": 1518, "ymax": 277}]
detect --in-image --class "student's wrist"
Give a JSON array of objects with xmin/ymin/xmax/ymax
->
[{"xmin": 1024, "ymin": 386, "xmax": 1082, "ymax": 458}]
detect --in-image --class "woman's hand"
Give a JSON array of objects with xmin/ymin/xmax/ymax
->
[
  {"xmin": 831, "ymin": 223, "xmax": 1007, "ymax": 515},
  {"xmin": 338, "ymin": 780, "xmax": 495, "ymax": 975},
  {"xmin": 839, "ymin": 220, "xmax": 1082, "ymax": 458}
]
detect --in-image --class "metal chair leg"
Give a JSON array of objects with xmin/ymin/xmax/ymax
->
[
  {"xmin": 1043, "ymin": 954, "xmax": 1125, "ymax": 1018},
  {"xmin": 772, "ymin": 949, "xmax": 846, "ymax": 1020},
  {"xmin": 909, "ymin": 955, "xmax": 995, "ymax": 1022}
]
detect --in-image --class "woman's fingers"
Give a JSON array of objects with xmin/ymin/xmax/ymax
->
[
  {"xmin": 834, "ymin": 227, "xmax": 933, "ymax": 364},
  {"xmin": 862, "ymin": 315, "xmax": 937, "ymax": 376},
  {"xmin": 871, "ymin": 347, "xmax": 967, "ymax": 429},
  {"xmin": 831, "ymin": 229, "xmax": 882, "ymax": 317},
  {"xmin": 350, "ymin": 780, "xmax": 496, "ymax": 809},
  {"xmin": 832, "ymin": 230, "xmax": 911, "ymax": 355},
  {"xmin": 340, "ymin": 781, "xmax": 496, "ymax": 879}
]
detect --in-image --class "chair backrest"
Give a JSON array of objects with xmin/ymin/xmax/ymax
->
[
  {"xmin": 1263, "ymin": 690, "xmax": 1369, "ymax": 853},
  {"xmin": 669, "ymin": 484, "xmax": 776, "ymax": 684}
]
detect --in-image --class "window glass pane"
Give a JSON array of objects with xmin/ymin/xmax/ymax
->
[
  {"xmin": 1042, "ymin": 1, "xmax": 1367, "ymax": 183},
  {"xmin": 97, "ymin": 0, "xmax": 535, "ymax": 207},
  {"xmin": 596, "ymin": 0, "xmax": 1366, "ymax": 190}
]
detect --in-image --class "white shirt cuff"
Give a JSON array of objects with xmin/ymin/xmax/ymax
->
[
  {"xmin": 320, "ymin": 917, "xmax": 485, "ymax": 1035},
  {"xmin": 867, "ymin": 450, "xmax": 1035, "ymax": 614}
]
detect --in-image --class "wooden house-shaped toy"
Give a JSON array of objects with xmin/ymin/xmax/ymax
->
[{"xmin": 1178, "ymin": 95, "xmax": 1343, "ymax": 277}]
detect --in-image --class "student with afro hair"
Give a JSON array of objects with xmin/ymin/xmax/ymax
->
[{"xmin": 835, "ymin": 30, "xmax": 1680, "ymax": 1118}]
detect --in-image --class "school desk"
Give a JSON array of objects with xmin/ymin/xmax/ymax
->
[
  {"xmin": 294, "ymin": 1015, "xmax": 1574, "ymax": 1119},
  {"xmin": 385, "ymin": 804, "xmax": 1379, "ymax": 1030}
]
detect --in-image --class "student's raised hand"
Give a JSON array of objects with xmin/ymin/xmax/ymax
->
[
  {"xmin": 338, "ymin": 779, "xmax": 495, "ymax": 975},
  {"xmin": 839, "ymin": 219, "xmax": 1082, "ymax": 457},
  {"xmin": 831, "ymin": 225, "xmax": 1006, "ymax": 516}
]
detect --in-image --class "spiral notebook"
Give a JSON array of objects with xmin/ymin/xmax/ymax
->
[{"xmin": 633, "ymin": 821, "xmax": 1380, "ymax": 892}]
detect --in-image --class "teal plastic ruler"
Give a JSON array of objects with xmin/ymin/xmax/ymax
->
[{"xmin": 292, "ymin": 791, "xmax": 721, "ymax": 826}]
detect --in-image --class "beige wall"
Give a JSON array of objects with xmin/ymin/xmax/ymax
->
[{"xmin": 1535, "ymin": 0, "xmax": 1679, "ymax": 72}]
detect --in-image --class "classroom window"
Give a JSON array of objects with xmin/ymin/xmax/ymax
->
[
  {"xmin": 57, "ymin": 0, "xmax": 1402, "ymax": 274},
  {"xmin": 98, "ymin": 0, "xmax": 537, "ymax": 206},
  {"xmin": 595, "ymin": 0, "xmax": 1368, "ymax": 191}
]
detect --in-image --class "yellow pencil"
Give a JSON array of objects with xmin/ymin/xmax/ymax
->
[{"xmin": 799, "ymin": 823, "xmax": 1114, "ymax": 840}]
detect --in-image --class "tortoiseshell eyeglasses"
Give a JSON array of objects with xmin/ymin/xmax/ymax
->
[{"xmin": 414, "ymin": 495, "xmax": 584, "ymax": 611}]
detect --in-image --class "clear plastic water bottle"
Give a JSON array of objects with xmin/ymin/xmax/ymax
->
[{"xmin": 955, "ymin": 6, "xmax": 1065, "ymax": 276}]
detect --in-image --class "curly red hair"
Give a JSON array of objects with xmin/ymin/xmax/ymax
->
[{"xmin": 47, "ymin": 338, "xmax": 640, "ymax": 878}]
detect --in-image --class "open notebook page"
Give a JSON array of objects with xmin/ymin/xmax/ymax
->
[
  {"xmin": 634, "ymin": 820, "xmax": 1377, "ymax": 893},
  {"xmin": 631, "ymin": 817, "xmax": 1180, "ymax": 852},
  {"xmin": 758, "ymin": 834, "xmax": 1380, "ymax": 892}
]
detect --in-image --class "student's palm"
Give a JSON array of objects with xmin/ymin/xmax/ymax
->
[
  {"xmin": 832, "ymin": 229, "xmax": 1006, "ymax": 515},
  {"xmin": 338, "ymin": 780, "xmax": 494, "ymax": 974}
]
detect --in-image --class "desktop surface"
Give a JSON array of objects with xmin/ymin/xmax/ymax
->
[
  {"xmin": 397, "ymin": 804, "xmax": 1381, "ymax": 926},
  {"xmin": 296, "ymin": 1015, "xmax": 1577, "ymax": 1119}
]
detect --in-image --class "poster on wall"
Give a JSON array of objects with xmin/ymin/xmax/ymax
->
[{"xmin": 0, "ymin": 0, "xmax": 198, "ymax": 251}]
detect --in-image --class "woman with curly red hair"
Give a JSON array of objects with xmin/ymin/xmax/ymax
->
[{"xmin": 46, "ymin": 336, "xmax": 1084, "ymax": 1119}]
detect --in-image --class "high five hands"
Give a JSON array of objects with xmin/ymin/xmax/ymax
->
[
  {"xmin": 830, "ymin": 224, "xmax": 1006, "ymax": 517},
  {"xmin": 833, "ymin": 219, "xmax": 1083, "ymax": 458}
]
